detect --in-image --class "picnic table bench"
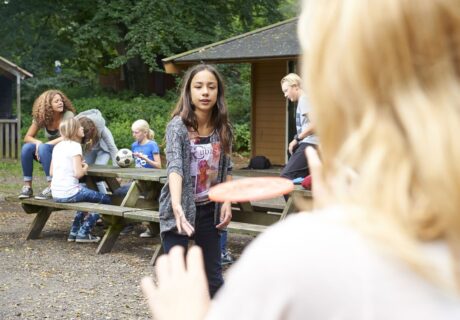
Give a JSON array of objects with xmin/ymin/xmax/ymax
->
[{"xmin": 20, "ymin": 165, "xmax": 312, "ymax": 264}]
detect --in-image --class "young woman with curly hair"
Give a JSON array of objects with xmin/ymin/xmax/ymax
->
[{"xmin": 19, "ymin": 89, "xmax": 76, "ymax": 200}]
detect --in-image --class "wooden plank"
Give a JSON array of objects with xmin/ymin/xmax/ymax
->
[
  {"xmin": 0, "ymin": 123, "xmax": 3, "ymax": 159},
  {"xmin": 5, "ymin": 122, "xmax": 10, "ymax": 158},
  {"xmin": 26, "ymin": 207, "xmax": 52, "ymax": 239},
  {"xmin": 96, "ymin": 217, "xmax": 123, "ymax": 254},
  {"xmin": 231, "ymin": 210, "xmax": 280, "ymax": 226},
  {"xmin": 150, "ymin": 245, "xmax": 164, "ymax": 266},
  {"xmin": 124, "ymin": 210, "xmax": 159, "ymax": 222},
  {"xmin": 20, "ymin": 198, "xmax": 138, "ymax": 216},
  {"xmin": 227, "ymin": 221, "xmax": 267, "ymax": 236}
]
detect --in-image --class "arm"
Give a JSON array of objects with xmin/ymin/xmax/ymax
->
[
  {"xmin": 24, "ymin": 122, "xmax": 43, "ymax": 159},
  {"xmin": 133, "ymin": 152, "xmax": 162, "ymax": 169},
  {"xmin": 100, "ymin": 127, "xmax": 119, "ymax": 166},
  {"xmin": 46, "ymin": 136, "xmax": 65, "ymax": 146},
  {"xmin": 216, "ymin": 174, "xmax": 232, "ymax": 229},
  {"xmin": 289, "ymin": 114, "xmax": 315, "ymax": 155},
  {"xmin": 169, "ymin": 172, "xmax": 195, "ymax": 236},
  {"xmin": 72, "ymin": 154, "xmax": 88, "ymax": 179}
]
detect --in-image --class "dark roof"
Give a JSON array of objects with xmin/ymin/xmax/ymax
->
[
  {"xmin": 0, "ymin": 56, "xmax": 33, "ymax": 79},
  {"xmin": 163, "ymin": 18, "xmax": 299, "ymax": 70}
]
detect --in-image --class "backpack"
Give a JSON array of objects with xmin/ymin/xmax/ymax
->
[{"xmin": 246, "ymin": 156, "xmax": 271, "ymax": 170}]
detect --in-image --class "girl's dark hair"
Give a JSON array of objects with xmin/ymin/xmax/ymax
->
[
  {"xmin": 78, "ymin": 116, "xmax": 99, "ymax": 152},
  {"xmin": 171, "ymin": 64, "xmax": 233, "ymax": 154}
]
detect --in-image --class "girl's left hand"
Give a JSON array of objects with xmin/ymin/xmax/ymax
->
[
  {"xmin": 216, "ymin": 201, "xmax": 232, "ymax": 229},
  {"xmin": 141, "ymin": 246, "xmax": 210, "ymax": 320}
]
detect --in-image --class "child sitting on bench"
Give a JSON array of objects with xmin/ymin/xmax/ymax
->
[{"xmin": 50, "ymin": 118, "xmax": 111, "ymax": 243}]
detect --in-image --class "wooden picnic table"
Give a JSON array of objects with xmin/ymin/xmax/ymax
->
[{"xmin": 21, "ymin": 165, "xmax": 312, "ymax": 264}]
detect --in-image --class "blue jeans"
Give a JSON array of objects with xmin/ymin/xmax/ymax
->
[
  {"xmin": 84, "ymin": 147, "xmax": 111, "ymax": 193},
  {"xmin": 21, "ymin": 142, "xmax": 54, "ymax": 182},
  {"xmin": 220, "ymin": 229, "xmax": 228, "ymax": 254},
  {"xmin": 54, "ymin": 187, "xmax": 111, "ymax": 237},
  {"xmin": 162, "ymin": 202, "xmax": 223, "ymax": 298}
]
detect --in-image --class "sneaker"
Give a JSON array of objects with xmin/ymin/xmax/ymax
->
[
  {"xmin": 67, "ymin": 233, "xmax": 77, "ymax": 242},
  {"xmin": 120, "ymin": 224, "xmax": 134, "ymax": 235},
  {"xmin": 140, "ymin": 229, "xmax": 153, "ymax": 238},
  {"xmin": 75, "ymin": 234, "xmax": 101, "ymax": 243},
  {"xmin": 18, "ymin": 186, "xmax": 33, "ymax": 199},
  {"xmin": 35, "ymin": 186, "xmax": 52, "ymax": 200},
  {"xmin": 221, "ymin": 251, "xmax": 235, "ymax": 265}
]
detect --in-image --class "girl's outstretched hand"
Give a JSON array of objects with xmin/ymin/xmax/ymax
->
[
  {"xmin": 141, "ymin": 246, "xmax": 210, "ymax": 320},
  {"xmin": 216, "ymin": 201, "xmax": 232, "ymax": 229},
  {"xmin": 173, "ymin": 204, "xmax": 195, "ymax": 236}
]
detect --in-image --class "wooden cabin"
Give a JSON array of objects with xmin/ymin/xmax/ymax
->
[
  {"xmin": 162, "ymin": 18, "xmax": 301, "ymax": 165},
  {"xmin": 0, "ymin": 57, "xmax": 33, "ymax": 160}
]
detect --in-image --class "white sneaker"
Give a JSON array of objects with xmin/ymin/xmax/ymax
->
[
  {"xmin": 140, "ymin": 229, "xmax": 153, "ymax": 238},
  {"xmin": 35, "ymin": 186, "xmax": 52, "ymax": 200}
]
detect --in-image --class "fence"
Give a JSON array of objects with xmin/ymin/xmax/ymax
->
[{"xmin": 0, "ymin": 118, "xmax": 19, "ymax": 160}]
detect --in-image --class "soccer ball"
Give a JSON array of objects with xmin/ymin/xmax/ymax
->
[{"xmin": 116, "ymin": 148, "xmax": 133, "ymax": 168}]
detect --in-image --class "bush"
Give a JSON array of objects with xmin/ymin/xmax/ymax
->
[{"xmin": 233, "ymin": 123, "xmax": 251, "ymax": 154}]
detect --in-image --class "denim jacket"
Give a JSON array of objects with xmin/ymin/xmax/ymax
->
[{"xmin": 159, "ymin": 116, "xmax": 232, "ymax": 235}]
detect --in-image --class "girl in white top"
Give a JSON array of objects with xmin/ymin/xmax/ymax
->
[
  {"xmin": 141, "ymin": 0, "xmax": 460, "ymax": 319},
  {"xmin": 51, "ymin": 118, "xmax": 111, "ymax": 243}
]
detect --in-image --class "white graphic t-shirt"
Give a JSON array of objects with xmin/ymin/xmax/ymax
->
[{"xmin": 189, "ymin": 132, "xmax": 221, "ymax": 204}]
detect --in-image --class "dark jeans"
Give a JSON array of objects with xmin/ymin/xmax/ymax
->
[
  {"xmin": 54, "ymin": 187, "xmax": 111, "ymax": 236},
  {"xmin": 21, "ymin": 142, "xmax": 54, "ymax": 182},
  {"xmin": 162, "ymin": 202, "xmax": 223, "ymax": 298},
  {"xmin": 280, "ymin": 142, "xmax": 317, "ymax": 180}
]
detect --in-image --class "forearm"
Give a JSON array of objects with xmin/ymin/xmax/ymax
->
[
  {"xmin": 297, "ymin": 123, "xmax": 315, "ymax": 140},
  {"xmin": 169, "ymin": 172, "xmax": 183, "ymax": 210}
]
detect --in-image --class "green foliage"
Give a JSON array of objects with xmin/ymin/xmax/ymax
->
[
  {"xmin": 233, "ymin": 123, "xmax": 251, "ymax": 154},
  {"xmin": 73, "ymin": 93, "xmax": 177, "ymax": 150}
]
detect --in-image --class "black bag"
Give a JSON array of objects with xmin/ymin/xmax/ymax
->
[{"xmin": 246, "ymin": 156, "xmax": 271, "ymax": 169}]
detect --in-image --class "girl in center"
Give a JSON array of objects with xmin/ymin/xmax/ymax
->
[{"xmin": 159, "ymin": 64, "xmax": 233, "ymax": 297}]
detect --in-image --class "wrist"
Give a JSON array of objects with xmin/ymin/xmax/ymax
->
[{"xmin": 294, "ymin": 134, "xmax": 301, "ymax": 142}]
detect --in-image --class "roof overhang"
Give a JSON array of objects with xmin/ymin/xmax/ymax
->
[
  {"xmin": 163, "ymin": 18, "xmax": 300, "ymax": 74},
  {"xmin": 0, "ymin": 56, "xmax": 33, "ymax": 79}
]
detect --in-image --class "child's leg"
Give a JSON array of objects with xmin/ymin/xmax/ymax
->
[
  {"xmin": 77, "ymin": 213, "xmax": 100, "ymax": 237},
  {"xmin": 70, "ymin": 211, "xmax": 85, "ymax": 234},
  {"xmin": 68, "ymin": 211, "xmax": 85, "ymax": 242}
]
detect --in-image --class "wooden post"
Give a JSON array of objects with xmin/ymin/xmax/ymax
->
[{"xmin": 16, "ymin": 74, "xmax": 21, "ymax": 160}]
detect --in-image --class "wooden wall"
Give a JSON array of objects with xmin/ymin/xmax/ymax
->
[{"xmin": 251, "ymin": 60, "xmax": 288, "ymax": 165}]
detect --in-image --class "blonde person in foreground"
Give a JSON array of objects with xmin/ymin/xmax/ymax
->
[{"xmin": 141, "ymin": 0, "xmax": 460, "ymax": 319}]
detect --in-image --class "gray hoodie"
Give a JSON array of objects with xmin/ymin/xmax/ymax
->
[{"xmin": 76, "ymin": 109, "xmax": 118, "ymax": 165}]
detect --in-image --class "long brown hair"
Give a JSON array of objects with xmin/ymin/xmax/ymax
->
[
  {"xmin": 78, "ymin": 116, "xmax": 99, "ymax": 152},
  {"xmin": 171, "ymin": 64, "xmax": 233, "ymax": 154},
  {"xmin": 32, "ymin": 90, "xmax": 75, "ymax": 128}
]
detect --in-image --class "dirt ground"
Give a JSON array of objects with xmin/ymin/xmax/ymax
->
[{"xmin": 0, "ymin": 193, "xmax": 254, "ymax": 319}]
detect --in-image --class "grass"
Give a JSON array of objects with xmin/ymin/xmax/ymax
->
[{"xmin": 0, "ymin": 160, "xmax": 47, "ymax": 196}]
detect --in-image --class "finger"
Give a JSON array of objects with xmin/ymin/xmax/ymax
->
[
  {"xmin": 216, "ymin": 221, "xmax": 229, "ymax": 229},
  {"xmin": 182, "ymin": 220, "xmax": 195, "ymax": 236},
  {"xmin": 140, "ymin": 276, "xmax": 158, "ymax": 317},
  {"xmin": 155, "ymin": 253, "xmax": 171, "ymax": 285},
  {"xmin": 169, "ymin": 246, "xmax": 186, "ymax": 275},
  {"xmin": 186, "ymin": 246, "xmax": 205, "ymax": 273}
]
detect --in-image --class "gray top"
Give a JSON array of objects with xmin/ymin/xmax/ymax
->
[
  {"xmin": 296, "ymin": 95, "xmax": 318, "ymax": 145},
  {"xmin": 159, "ymin": 116, "xmax": 233, "ymax": 235},
  {"xmin": 76, "ymin": 109, "xmax": 118, "ymax": 165}
]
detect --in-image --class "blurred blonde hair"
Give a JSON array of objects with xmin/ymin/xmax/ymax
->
[
  {"xmin": 59, "ymin": 118, "xmax": 81, "ymax": 142},
  {"xmin": 280, "ymin": 73, "xmax": 302, "ymax": 88},
  {"xmin": 132, "ymin": 119, "xmax": 155, "ymax": 140},
  {"xmin": 32, "ymin": 90, "xmax": 75, "ymax": 128},
  {"xmin": 300, "ymin": 0, "xmax": 460, "ymax": 290}
]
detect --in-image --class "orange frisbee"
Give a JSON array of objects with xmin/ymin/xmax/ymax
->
[{"xmin": 208, "ymin": 177, "xmax": 294, "ymax": 202}]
